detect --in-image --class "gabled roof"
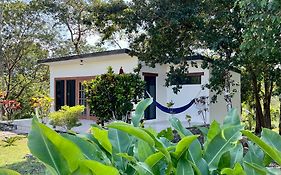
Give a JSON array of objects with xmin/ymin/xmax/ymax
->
[{"xmin": 38, "ymin": 49, "xmax": 130, "ymax": 64}]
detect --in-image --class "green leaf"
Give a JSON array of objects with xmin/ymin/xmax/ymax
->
[
  {"xmin": 28, "ymin": 118, "xmax": 84, "ymax": 175},
  {"xmin": 176, "ymin": 158, "xmax": 194, "ymax": 175},
  {"xmin": 132, "ymin": 162, "xmax": 154, "ymax": 175},
  {"xmin": 145, "ymin": 152, "xmax": 165, "ymax": 168},
  {"xmin": 132, "ymin": 98, "xmax": 153, "ymax": 127},
  {"xmin": 157, "ymin": 127, "xmax": 174, "ymax": 141},
  {"xmin": 116, "ymin": 153, "xmax": 137, "ymax": 163},
  {"xmin": 261, "ymin": 128, "xmax": 281, "ymax": 152},
  {"xmin": 242, "ymin": 130, "xmax": 281, "ymax": 165},
  {"xmin": 221, "ymin": 163, "xmax": 246, "ymax": 175},
  {"xmin": 0, "ymin": 169, "xmax": 21, "ymax": 175},
  {"xmin": 169, "ymin": 116, "xmax": 208, "ymax": 175},
  {"xmin": 169, "ymin": 116, "xmax": 190, "ymax": 138},
  {"xmin": 91, "ymin": 127, "xmax": 112, "ymax": 154},
  {"xmin": 243, "ymin": 142, "xmax": 264, "ymax": 175},
  {"xmin": 173, "ymin": 135, "xmax": 199, "ymax": 159},
  {"xmin": 204, "ymin": 125, "xmax": 242, "ymax": 171},
  {"xmin": 107, "ymin": 122, "xmax": 155, "ymax": 146},
  {"xmin": 218, "ymin": 151, "xmax": 231, "ymax": 170},
  {"xmin": 267, "ymin": 167, "xmax": 281, "ymax": 175},
  {"xmin": 137, "ymin": 139, "xmax": 155, "ymax": 162},
  {"xmin": 108, "ymin": 128, "xmax": 131, "ymax": 153},
  {"xmin": 142, "ymin": 128, "xmax": 171, "ymax": 163},
  {"xmin": 223, "ymin": 108, "xmax": 241, "ymax": 127},
  {"xmin": 80, "ymin": 160, "xmax": 120, "ymax": 175},
  {"xmin": 230, "ymin": 143, "xmax": 243, "ymax": 168},
  {"xmin": 204, "ymin": 120, "xmax": 221, "ymax": 149},
  {"xmin": 108, "ymin": 128, "xmax": 132, "ymax": 170},
  {"xmin": 243, "ymin": 162, "xmax": 267, "ymax": 175},
  {"xmin": 62, "ymin": 133, "xmax": 110, "ymax": 164}
]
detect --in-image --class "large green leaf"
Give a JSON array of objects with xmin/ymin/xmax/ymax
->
[
  {"xmin": 132, "ymin": 98, "xmax": 153, "ymax": 127},
  {"xmin": 176, "ymin": 158, "xmax": 194, "ymax": 175},
  {"xmin": 137, "ymin": 139, "xmax": 155, "ymax": 162},
  {"xmin": 0, "ymin": 169, "xmax": 21, "ymax": 175},
  {"xmin": 169, "ymin": 116, "xmax": 208, "ymax": 175},
  {"xmin": 142, "ymin": 128, "xmax": 171, "ymax": 162},
  {"xmin": 132, "ymin": 162, "xmax": 154, "ymax": 175},
  {"xmin": 80, "ymin": 160, "xmax": 120, "ymax": 175},
  {"xmin": 204, "ymin": 120, "xmax": 221, "ymax": 149},
  {"xmin": 230, "ymin": 143, "xmax": 243, "ymax": 168},
  {"xmin": 169, "ymin": 116, "xmax": 190, "ymax": 138},
  {"xmin": 145, "ymin": 152, "xmax": 165, "ymax": 168},
  {"xmin": 204, "ymin": 125, "xmax": 242, "ymax": 171},
  {"xmin": 223, "ymin": 108, "xmax": 241, "ymax": 127},
  {"xmin": 108, "ymin": 128, "xmax": 132, "ymax": 170},
  {"xmin": 28, "ymin": 118, "xmax": 84, "ymax": 175},
  {"xmin": 243, "ymin": 162, "xmax": 267, "ymax": 175},
  {"xmin": 243, "ymin": 142, "xmax": 265, "ymax": 175},
  {"xmin": 91, "ymin": 127, "xmax": 112, "ymax": 154},
  {"xmin": 221, "ymin": 163, "xmax": 246, "ymax": 175},
  {"xmin": 107, "ymin": 122, "xmax": 155, "ymax": 146},
  {"xmin": 242, "ymin": 130, "xmax": 281, "ymax": 165},
  {"xmin": 173, "ymin": 135, "xmax": 199, "ymax": 159},
  {"xmin": 108, "ymin": 128, "xmax": 132, "ymax": 153},
  {"xmin": 267, "ymin": 167, "xmax": 281, "ymax": 175},
  {"xmin": 62, "ymin": 133, "xmax": 110, "ymax": 164},
  {"xmin": 261, "ymin": 128, "xmax": 281, "ymax": 152}
]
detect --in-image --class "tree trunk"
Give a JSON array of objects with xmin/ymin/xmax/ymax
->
[
  {"xmin": 263, "ymin": 80, "xmax": 271, "ymax": 128},
  {"xmin": 252, "ymin": 74, "xmax": 264, "ymax": 133},
  {"xmin": 263, "ymin": 80, "xmax": 272, "ymax": 128}
]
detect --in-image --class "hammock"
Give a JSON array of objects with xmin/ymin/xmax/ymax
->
[{"xmin": 153, "ymin": 99, "xmax": 195, "ymax": 114}]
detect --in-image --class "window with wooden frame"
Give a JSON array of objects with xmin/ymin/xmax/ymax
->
[{"xmin": 54, "ymin": 76, "xmax": 94, "ymax": 118}]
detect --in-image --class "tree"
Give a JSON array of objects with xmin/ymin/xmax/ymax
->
[
  {"xmin": 33, "ymin": 0, "xmax": 104, "ymax": 55},
  {"xmin": 238, "ymin": 0, "xmax": 281, "ymax": 132},
  {"xmin": 101, "ymin": 0, "xmax": 281, "ymax": 133},
  {"xmin": 84, "ymin": 67, "xmax": 145, "ymax": 125},
  {"xmin": 0, "ymin": 1, "xmax": 54, "ymax": 119}
]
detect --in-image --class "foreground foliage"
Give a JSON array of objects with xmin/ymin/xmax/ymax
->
[{"xmin": 3, "ymin": 99, "xmax": 281, "ymax": 174}]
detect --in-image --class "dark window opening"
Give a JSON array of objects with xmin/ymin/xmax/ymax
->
[
  {"xmin": 66, "ymin": 80, "xmax": 76, "ymax": 107},
  {"xmin": 55, "ymin": 80, "xmax": 65, "ymax": 111},
  {"xmin": 171, "ymin": 73, "xmax": 202, "ymax": 85},
  {"xmin": 144, "ymin": 75, "xmax": 156, "ymax": 120},
  {"xmin": 55, "ymin": 79, "xmax": 76, "ymax": 110}
]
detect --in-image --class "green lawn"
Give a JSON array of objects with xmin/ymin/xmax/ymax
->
[{"xmin": 0, "ymin": 133, "xmax": 45, "ymax": 174}]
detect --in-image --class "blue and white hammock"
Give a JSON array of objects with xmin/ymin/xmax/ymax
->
[
  {"xmin": 146, "ymin": 91, "xmax": 195, "ymax": 114},
  {"xmin": 153, "ymin": 99, "xmax": 195, "ymax": 114}
]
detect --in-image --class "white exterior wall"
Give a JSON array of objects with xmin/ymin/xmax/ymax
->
[
  {"xmin": 45, "ymin": 53, "xmax": 241, "ymax": 131},
  {"xmin": 48, "ymin": 54, "xmax": 139, "ymax": 111},
  {"xmin": 142, "ymin": 61, "xmax": 211, "ymax": 131},
  {"xmin": 139, "ymin": 63, "xmax": 169, "ymax": 131},
  {"xmin": 209, "ymin": 71, "xmax": 241, "ymax": 123}
]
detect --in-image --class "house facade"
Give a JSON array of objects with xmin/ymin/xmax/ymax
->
[{"xmin": 39, "ymin": 49, "xmax": 241, "ymax": 131}]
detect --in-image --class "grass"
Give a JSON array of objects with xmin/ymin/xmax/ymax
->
[{"xmin": 0, "ymin": 132, "xmax": 46, "ymax": 174}]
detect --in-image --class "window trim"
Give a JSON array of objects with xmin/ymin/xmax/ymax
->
[{"xmin": 54, "ymin": 76, "xmax": 95, "ymax": 119}]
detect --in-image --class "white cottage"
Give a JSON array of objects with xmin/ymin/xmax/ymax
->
[{"xmin": 39, "ymin": 49, "xmax": 241, "ymax": 131}]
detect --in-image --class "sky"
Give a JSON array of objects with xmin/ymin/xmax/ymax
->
[{"xmin": 86, "ymin": 34, "xmax": 129, "ymax": 50}]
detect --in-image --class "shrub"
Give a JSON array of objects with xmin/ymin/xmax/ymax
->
[
  {"xmin": 84, "ymin": 66, "xmax": 145, "ymax": 125},
  {"xmin": 0, "ymin": 99, "xmax": 21, "ymax": 122},
  {"xmin": 23, "ymin": 99, "xmax": 281, "ymax": 175},
  {"xmin": 49, "ymin": 105, "xmax": 85, "ymax": 130},
  {"xmin": 30, "ymin": 95, "xmax": 53, "ymax": 124}
]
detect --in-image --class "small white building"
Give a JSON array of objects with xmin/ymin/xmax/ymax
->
[{"xmin": 39, "ymin": 49, "xmax": 241, "ymax": 131}]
